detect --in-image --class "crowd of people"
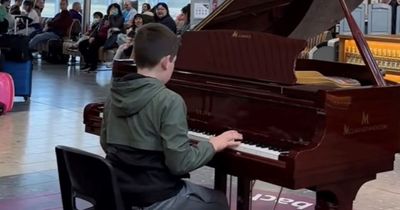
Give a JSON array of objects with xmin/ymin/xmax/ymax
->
[{"xmin": 0, "ymin": 0, "xmax": 191, "ymax": 72}]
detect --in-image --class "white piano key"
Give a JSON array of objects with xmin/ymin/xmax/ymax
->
[{"xmin": 188, "ymin": 130, "xmax": 282, "ymax": 160}]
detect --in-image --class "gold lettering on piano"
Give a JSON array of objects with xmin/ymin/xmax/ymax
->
[
  {"xmin": 343, "ymin": 124, "xmax": 388, "ymax": 135},
  {"xmin": 232, "ymin": 31, "xmax": 252, "ymax": 39},
  {"xmin": 361, "ymin": 112, "xmax": 369, "ymax": 125},
  {"xmin": 343, "ymin": 112, "xmax": 387, "ymax": 135}
]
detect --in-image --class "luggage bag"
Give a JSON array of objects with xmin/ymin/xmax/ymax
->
[
  {"xmin": 0, "ymin": 72, "xmax": 15, "ymax": 114},
  {"xmin": 2, "ymin": 60, "xmax": 32, "ymax": 101}
]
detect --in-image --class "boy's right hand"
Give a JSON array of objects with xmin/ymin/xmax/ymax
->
[{"xmin": 209, "ymin": 130, "xmax": 243, "ymax": 152}]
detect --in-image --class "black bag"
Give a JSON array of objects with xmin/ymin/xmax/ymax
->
[
  {"xmin": 103, "ymin": 32, "xmax": 120, "ymax": 50},
  {"xmin": 41, "ymin": 39, "xmax": 69, "ymax": 64},
  {"xmin": 0, "ymin": 34, "xmax": 31, "ymax": 61}
]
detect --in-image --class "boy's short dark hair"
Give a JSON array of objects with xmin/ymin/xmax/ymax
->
[{"xmin": 134, "ymin": 23, "xmax": 180, "ymax": 69}]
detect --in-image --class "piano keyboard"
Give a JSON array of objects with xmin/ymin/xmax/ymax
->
[{"xmin": 188, "ymin": 130, "xmax": 283, "ymax": 160}]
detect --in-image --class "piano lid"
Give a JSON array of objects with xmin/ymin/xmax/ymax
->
[{"xmin": 194, "ymin": 0, "xmax": 364, "ymax": 40}]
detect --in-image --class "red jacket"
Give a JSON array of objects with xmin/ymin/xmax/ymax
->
[{"xmin": 47, "ymin": 10, "xmax": 73, "ymax": 37}]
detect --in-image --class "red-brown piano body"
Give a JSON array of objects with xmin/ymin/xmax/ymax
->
[{"xmin": 83, "ymin": 0, "xmax": 400, "ymax": 209}]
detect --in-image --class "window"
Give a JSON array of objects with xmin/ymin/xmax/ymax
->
[
  {"xmin": 39, "ymin": 0, "xmax": 119, "ymax": 18},
  {"xmin": 41, "ymin": 0, "xmax": 56, "ymax": 18}
]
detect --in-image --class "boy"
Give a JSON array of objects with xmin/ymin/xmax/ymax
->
[{"xmin": 101, "ymin": 23, "xmax": 242, "ymax": 210}]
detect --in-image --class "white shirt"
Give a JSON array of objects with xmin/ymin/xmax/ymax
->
[{"xmin": 27, "ymin": 9, "xmax": 40, "ymax": 24}]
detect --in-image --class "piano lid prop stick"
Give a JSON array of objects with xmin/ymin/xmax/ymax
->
[
  {"xmin": 338, "ymin": 0, "xmax": 386, "ymax": 86},
  {"xmin": 272, "ymin": 187, "xmax": 284, "ymax": 210}
]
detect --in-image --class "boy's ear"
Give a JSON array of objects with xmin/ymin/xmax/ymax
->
[{"xmin": 160, "ymin": 55, "xmax": 170, "ymax": 71}]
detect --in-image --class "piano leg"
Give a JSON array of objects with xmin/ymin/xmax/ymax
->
[
  {"xmin": 214, "ymin": 167, "xmax": 227, "ymax": 193},
  {"xmin": 237, "ymin": 177, "xmax": 252, "ymax": 210},
  {"xmin": 213, "ymin": 169, "xmax": 252, "ymax": 210},
  {"xmin": 314, "ymin": 175, "xmax": 376, "ymax": 210}
]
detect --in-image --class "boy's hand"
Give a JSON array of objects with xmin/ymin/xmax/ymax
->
[{"xmin": 209, "ymin": 130, "xmax": 243, "ymax": 152}]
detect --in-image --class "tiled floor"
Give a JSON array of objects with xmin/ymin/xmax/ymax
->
[{"xmin": 0, "ymin": 61, "xmax": 399, "ymax": 210}]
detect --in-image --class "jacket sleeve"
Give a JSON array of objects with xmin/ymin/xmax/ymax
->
[
  {"xmin": 160, "ymin": 95, "xmax": 215, "ymax": 175},
  {"xmin": 100, "ymin": 100, "xmax": 111, "ymax": 152}
]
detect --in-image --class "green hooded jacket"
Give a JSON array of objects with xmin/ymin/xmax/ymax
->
[{"xmin": 101, "ymin": 74, "xmax": 215, "ymax": 175}]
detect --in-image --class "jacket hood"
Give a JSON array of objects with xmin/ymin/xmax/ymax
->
[{"xmin": 110, "ymin": 76, "xmax": 164, "ymax": 117}]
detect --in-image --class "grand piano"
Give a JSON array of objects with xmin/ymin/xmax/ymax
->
[{"xmin": 83, "ymin": 0, "xmax": 400, "ymax": 209}]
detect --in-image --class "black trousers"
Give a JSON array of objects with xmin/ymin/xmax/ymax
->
[{"xmin": 78, "ymin": 38, "xmax": 104, "ymax": 67}]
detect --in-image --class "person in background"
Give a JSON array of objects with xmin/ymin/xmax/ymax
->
[
  {"xmin": 141, "ymin": 3, "xmax": 154, "ymax": 24},
  {"xmin": 78, "ymin": 14, "xmax": 109, "ymax": 71},
  {"xmin": 34, "ymin": 0, "xmax": 44, "ymax": 17},
  {"xmin": 141, "ymin": 3, "xmax": 151, "ymax": 14},
  {"xmin": 113, "ymin": 29, "xmax": 134, "ymax": 60},
  {"xmin": 90, "ymin": 11, "xmax": 103, "ymax": 32},
  {"xmin": 16, "ymin": 0, "xmax": 40, "ymax": 35},
  {"xmin": 0, "ymin": 0, "xmax": 11, "ymax": 33},
  {"xmin": 127, "ymin": 14, "xmax": 154, "ymax": 33},
  {"xmin": 106, "ymin": 2, "xmax": 125, "ymax": 47},
  {"xmin": 108, "ymin": 3, "xmax": 124, "ymax": 30},
  {"xmin": 79, "ymin": 4, "xmax": 122, "ymax": 72},
  {"xmin": 122, "ymin": 0, "xmax": 137, "ymax": 28},
  {"xmin": 9, "ymin": 0, "xmax": 22, "ymax": 15},
  {"xmin": 29, "ymin": 0, "xmax": 72, "ymax": 50},
  {"xmin": 176, "ymin": 3, "xmax": 190, "ymax": 35},
  {"xmin": 154, "ymin": 2, "xmax": 176, "ymax": 33},
  {"xmin": 69, "ymin": 11, "xmax": 103, "ymax": 50},
  {"xmin": 69, "ymin": 2, "xmax": 82, "ymax": 23},
  {"xmin": 113, "ymin": 13, "xmax": 150, "ymax": 61},
  {"xmin": 101, "ymin": 23, "xmax": 241, "ymax": 210}
]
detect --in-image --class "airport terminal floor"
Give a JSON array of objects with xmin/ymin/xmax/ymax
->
[{"xmin": 0, "ymin": 60, "xmax": 399, "ymax": 210}]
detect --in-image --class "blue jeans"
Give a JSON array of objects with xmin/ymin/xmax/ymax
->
[
  {"xmin": 132, "ymin": 181, "xmax": 229, "ymax": 210},
  {"xmin": 29, "ymin": 31, "xmax": 60, "ymax": 50}
]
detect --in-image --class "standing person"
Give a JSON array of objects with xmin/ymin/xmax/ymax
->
[
  {"xmin": 101, "ymin": 23, "xmax": 242, "ymax": 210},
  {"xmin": 154, "ymin": 2, "xmax": 176, "ymax": 33},
  {"xmin": 69, "ymin": 2, "xmax": 82, "ymax": 23},
  {"xmin": 122, "ymin": 0, "xmax": 137, "ymax": 28},
  {"xmin": 29, "ymin": 0, "xmax": 73, "ymax": 51}
]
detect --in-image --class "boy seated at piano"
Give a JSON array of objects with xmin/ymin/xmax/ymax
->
[{"xmin": 100, "ymin": 23, "xmax": 242, "ymax": 210}]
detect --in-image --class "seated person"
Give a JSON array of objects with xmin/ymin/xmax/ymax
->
[
  {"xmin": 69, "ymin": 2, "xmax": 81, "ymax": 23},
  {"xmin": 176, "ymin": 4, "xmax": 190, "ymax": 35},
  {"xmin": 78, "ymin": 15, "xmax": 110, "ymax": 71},
  {"xmin": 0, "ymin": 0, "xmax": 11, "ymax": 34},
  {"xmin": 122, "ymin": 0, "xmax": 137, "ymax": 28},
  {"xmin": 15, "ymin": 0, "xmax": 41, "ymax": 35},
  {"xmin": 141, "ymin": 3, "xmax": 151, "ymax": 14},
  {"xmin": 154, "ymin": 3, "xmax": 176, "ymax": 33},
  {"xmin": 69, "ymin": 11, "xmax": 103, "ymax": 49},
  {"xmin": 9, "ymin": 0, "xmax": 22, "ymax": 15},
  {"xmin": 128, "ymin": 13, "xmax": 153, "ymax": 33},
  {"xmin": 101, "ymin": 23, "xmax": 242, "ymax": 210},
  {"xmin": 90, "ymin": 11, "xmax": 103, "ymax": 32},
  {"xmin": 113, "ymin": 30, "xmax": 134, "ymax": 60},
  {"xmin": 29, "ymin": 0, "xmax": 72, "ymax": 51},
  {"xmin": 34, "ymin": 0, "xmax": 44, "ymax": 17}
]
